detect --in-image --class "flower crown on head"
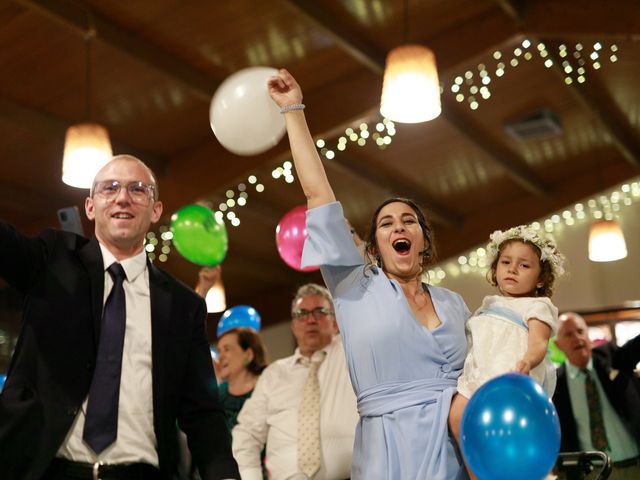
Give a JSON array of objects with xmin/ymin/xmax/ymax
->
[{"xmin": 486, "ymin": 224, "xmax": 566, "ymax": 277}]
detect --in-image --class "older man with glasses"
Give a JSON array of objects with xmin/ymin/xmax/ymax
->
[
  {"xmin": 233, "ymin": 283, "xmax": 358, "ymax": 480},
  {"xmin": 0, "ymin": 154, "xmax": 239, "ymax": 479}
]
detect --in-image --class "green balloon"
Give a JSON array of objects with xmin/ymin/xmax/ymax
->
[
  {"xmin": 548, "ymin": 336, "xmax": 566, "ymax": 365},
  {"xmin": 171, "ymin": 204, "xmax": 228, "ymax": 266}
]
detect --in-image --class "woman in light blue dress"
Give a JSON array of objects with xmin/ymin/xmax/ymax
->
[{"xmin": 268, "ymin": 69, "xmax": 470, "ymax": 479}]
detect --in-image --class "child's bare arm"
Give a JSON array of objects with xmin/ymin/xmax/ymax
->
[{"xmin": 515, "ymin": 318, "xmax": 552, "ymax": 374}]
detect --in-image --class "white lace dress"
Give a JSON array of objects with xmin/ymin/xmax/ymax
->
[{"xmin": 457, "ymin": 295, "xmax": 558, "ymax": 398}]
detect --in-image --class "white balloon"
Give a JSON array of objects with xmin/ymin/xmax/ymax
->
[{"xmin": 210, "ymin": 67, "xmax": 286, "ymax": 156}]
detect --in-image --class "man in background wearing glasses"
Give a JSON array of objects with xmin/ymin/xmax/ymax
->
[
  {"xmin": 0, "ymin": 155, "xmax": 239, "ymax": 479},
  {"xmin": 233, "ymin": 283, "xmax": 358, "ymax": 480}
]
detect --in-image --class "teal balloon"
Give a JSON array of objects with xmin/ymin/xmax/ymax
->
[
  {"xmin": 171, "ymin": 204, "xmax": 228, "ymax": 266},
  {"xmin": 548, "ymin": 336, "xmax": 566, "ymax": 365}
]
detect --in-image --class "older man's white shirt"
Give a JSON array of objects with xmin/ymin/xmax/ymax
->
[{"xmin": 232, "ymin": 335, "xmax": 358, "ymax": 480}]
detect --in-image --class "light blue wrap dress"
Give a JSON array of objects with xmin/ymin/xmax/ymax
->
[{"xmin": 302, "ymin": 202, "xmax": 470, "ymax": 480}]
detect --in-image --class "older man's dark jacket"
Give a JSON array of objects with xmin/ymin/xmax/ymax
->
[
  {"xmin": 552, "ymin": 333, "xmax": 640, "ymax": 453},
  {"xmin": 0, "ymin": 222, "xmax": 239, "ymax": 479}
]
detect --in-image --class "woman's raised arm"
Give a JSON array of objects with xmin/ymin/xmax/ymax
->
[{"xmin": 268, "ymin": 69, "xmax": 335, "ymax": 209}]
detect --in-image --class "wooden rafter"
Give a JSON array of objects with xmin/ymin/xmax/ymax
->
[
  {"xmin": 0, "ymin": 181, "xmax": 73, "ymax": 216},
  {"xmin": 494, "ymin": 0, "xmax": 525, "ymax": 24},
  {"xmin": 283, "ymin": 0, "xmax": 547, "ymax": 199},
  {"xmin": 282, "ymin": 0, "xmax": 385, "ymax": 75},
  {"xmin": 544, "ymin": 40, "xmax": 640, "ymax": 168},
  {"xmin": 490, "ymin": 1, "xmax": 640, "ymax": 168},
  {"xmin": 441, "ymin": 96, "xmax": 548, "ymax": 197},
  {"xmin": 329, "ymin": 151, "xmax": 463, "ymax": 229},
  {"xmin": 436, "ymin": 156, "xmax": 637, "ymax": 258},
  {"xmin": 522, "ymin": 0, "xmax": 640, "ymax": 39},
  {"xmin": 14, "ymin": 0, "xmax": 217, "ymax": 100},
  {"xmin": 0, "ymin": 95, "xmax": 168, "ymax": 174},
  {"xmin": 0, "ymin": 95, "xmax": 166, "ymax": 172}
]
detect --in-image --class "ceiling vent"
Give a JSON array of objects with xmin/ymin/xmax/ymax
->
[{"xmin": 503, "ymin": 108, "xmax": 562, "ymax": 141}]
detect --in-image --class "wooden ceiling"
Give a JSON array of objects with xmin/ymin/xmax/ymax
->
[{"xmin": 1, "ymin": 0, "xmax": 639, "ymax": 332}]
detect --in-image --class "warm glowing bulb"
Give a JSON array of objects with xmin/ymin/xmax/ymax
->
[
  {"xmin": 205, "ymin": 281, "xmax": 227, "ymax": 313},
  {"xmin": 62, "ymin": 123, "xmax": 113, "ymax": 188},
  {"xmin": 380, "ymin": 45, "xmax": 441, "ymax": 123},
  {"xmin": 588, "ymin": 219, "xmax": 628, "ymax": 262}
]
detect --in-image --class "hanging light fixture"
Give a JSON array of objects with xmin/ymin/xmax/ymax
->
[
  {"xmin": 588, "ymin": 219, "xmax": 628, "ymax": 262},
  {"xmin": 62, "ymin": 29, "xmax": 112, "ymax": 188},
  {"xmin": 205, "ymin": 276, "xmax": 227, "ymax": 313},
  {"xmin": 379, "ymin": 0, "xmax": 441, "ymax": 123}
]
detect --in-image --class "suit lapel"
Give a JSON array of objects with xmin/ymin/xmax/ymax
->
[
  {"xmin": 77, "ymin": 237, "xmax": 105, "ymax": 346},
  {"xmin": 148, "ymin": 261, "xmax": 171, "ymax": 423}
]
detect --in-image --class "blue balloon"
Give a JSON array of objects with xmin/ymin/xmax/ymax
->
[
  {"xmin": 0, "ymin": 374, "xmax": 6, "ymax": 392},
  {"xmin": 461, "ymin": 373, "xmax": 560, "ymax": 480},
  {"xmin": 217, "ymin": 305, "xmax": 261, "ymax": 337}
]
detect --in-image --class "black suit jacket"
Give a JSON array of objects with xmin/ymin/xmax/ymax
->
[
  {"xmin": 552, "ymin": 333, "xmax": 640, "ymax": 453},
  {"xmin": 0, "ymin": 222, "xmax": 239, "ymax": 480}
]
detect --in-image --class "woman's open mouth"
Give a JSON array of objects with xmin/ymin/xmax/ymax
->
[{"xmin": 392, "ymin": 239, "xmax": 412, "ymax": 256}]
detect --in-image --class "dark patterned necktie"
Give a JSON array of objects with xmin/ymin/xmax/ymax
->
[
  {"xmin": 583, "ymin": 368, "xmax": 609, "ymax": 451},
  {"xmin": 83, "ymin": 262, "xmax": 127, "ymax": 454}
]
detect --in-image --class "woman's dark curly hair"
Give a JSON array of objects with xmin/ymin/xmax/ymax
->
[
  {"xmin": 363, "ymin": 197, "xmax": 437, "ymax": 277},
  {"xmin": 218, "ymin": 327, "xmax": 268, "ymax": 375},
  {"xmin": 487, "ymin": 239, "xmax": 557, "ymax": 297}
]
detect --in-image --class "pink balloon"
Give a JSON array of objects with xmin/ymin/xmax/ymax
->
[{"xmin": 275, "ymin": 205, "xmax": 319, "ymax": 272}]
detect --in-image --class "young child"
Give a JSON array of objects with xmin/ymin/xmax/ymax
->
[{"xmin": 449, "ymin": 224, "xmax": 566, "ymax": 473}]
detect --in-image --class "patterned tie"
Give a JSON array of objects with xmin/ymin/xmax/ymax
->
[
  {"xmin": 297, "ymin": 353, "xmax": 325, "ymax": 478},
  {"xmin": 583, "ymin": 369, "xmax": 609, "ymax": 451},
  {"xmin": 83, "ymin": 263, "xmax": 127, "ymax": 454}
]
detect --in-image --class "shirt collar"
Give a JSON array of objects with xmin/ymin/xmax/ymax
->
[
  {"xmin": 566, "ymin": 357, "xmax": 594, "ymax": 380},
  {"xmin": 293, "ymin": 335, "xmax": 337, "ymax": 365},
  {"xmin": 99, "ymin": 243, "xmax": 148, "ymax": 282}
]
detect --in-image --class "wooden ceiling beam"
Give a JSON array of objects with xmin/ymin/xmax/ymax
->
[
  {"xmin": 328, "ymin": 151, "xmax": 463, "ymax": 229},
  {"xmin": 283, "ymin": 0, "xmax": 385, "ymax": 75},
  {"xmin": 493, "ymin": 0, "xmax": 525, "ymax": 24},
  {"xmin": 487, "ymin": 3, "xmax": 639, "ymax": 170},
  {"xmin": 441, "ymin": 96, "xmax": 549, "ymax": 197},
  {"xmin": 544, "ymin": 40, "xmax": 640, "ymax": 168},
  {"xmin": 285, "ymin": 2, "xmax": 546, "ymax": 199},
  {"xmin": 14, "ymin": 0, "xmax": 217, "ymax": 100},
  {"xmin": 435, "ymin": 156, "xmax": 637, "ymax": 259},
  {"xmin": 521, "ymin": 0, "xmax": 640, "ymax": 39},
  {"xmin": 0, "ymin": 181, "xmax": 75, "ymax": 216},
  {"xmin": 0, "ymin": 95, "xmax": 168, "ymax": 175}
]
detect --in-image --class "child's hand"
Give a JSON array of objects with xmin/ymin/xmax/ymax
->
[{"xmin": 515, "ymin": 359, "xmax": 531, "ymax": 374}]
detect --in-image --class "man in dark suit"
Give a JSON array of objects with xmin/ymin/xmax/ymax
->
[
  {"xmin": 553, "ymin": 312, "xmax": 640, "ymax": 479},
  {"xmin": 0, "ymin": 155, "xmax": 239, "ymax": 480}
]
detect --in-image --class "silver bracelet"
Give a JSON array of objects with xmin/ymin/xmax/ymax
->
[{"xmin": 280, "ymin": 103, "xmax": 305, "ymax": 114}]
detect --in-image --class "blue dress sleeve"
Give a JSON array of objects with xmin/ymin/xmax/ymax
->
[
  {"xmin": 302, "ymin": 202, "xmax": 363, "ymax": 268},
  {"xmin": 302, "ymin": 202, "xmax": 366, "ymax": 296}
]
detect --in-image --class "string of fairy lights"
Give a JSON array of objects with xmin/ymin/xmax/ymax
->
[
  {"xmin": 146, "ymin": 38, "xmax": 625, "ymax": 268},
  {"xmin": 424, "ymin": 178, "xmax": 640, "ymax": 285},
  {"xmin": 449, "ymin": 39, "xmax": 620, "ymax": 111}
]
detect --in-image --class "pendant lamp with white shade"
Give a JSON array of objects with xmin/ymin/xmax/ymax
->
[
  {"xmin": 380, "ymin": 44, "xmax": 441, "ymax": 123},
  {"xmin": 62, "ymin": 30, "xmax": 112, "ymax": 189},
  {"xmin": 588, "ymin": 219, "xmax": 628, "ymax": 262},
  {"xmin": 62, "ymin": 123, "xmax": 112, "ymax": 188},
  {"xmin": 379, "ymin": 0, "xmax": 441, "ymax": 124}
]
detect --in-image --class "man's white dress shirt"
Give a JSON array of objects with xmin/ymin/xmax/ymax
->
[
  {"xmin": 57, "ymin": 245, "xmax": 158, "ymax": 466},
  {"xmin": 233, "ymin": 335, "xmax": 358, "ymax": 480}
]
